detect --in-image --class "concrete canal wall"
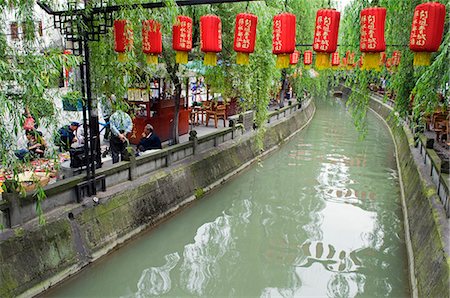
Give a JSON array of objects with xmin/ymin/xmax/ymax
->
[
  {"xmin": 0, "ymin": 100, "xmax": 315, "ymax": 297},
  {"xmin": 343, "ymin": 88, "xmax": 449, "ymax": 298}
]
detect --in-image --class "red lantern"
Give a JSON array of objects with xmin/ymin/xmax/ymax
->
[
  {"xmin": 357, "ymin": 56, "xmax": 363, "ymax": 69},
  {"xmin": 345, "ymin": 51, "xmax": 356, "ymax": 69},
  {"xmin": 173, "ymin": 16, "xmax": 193, "ymax": 64},
  {"xmin": 360, "ymin": 7, "xmax": 386, "ymax": 70},
  {"xmin": 114, "ymin": 20, "xmax": 133, "ymax": 62},
  {"xmin": 273, "ymin": 13, "xmax": 296, "ymax": 69},
  {"xmin": 386, "ymin": 57, "xmax": 393, "ymax": 69},
  {"xmin": 380, "ymin": 51, "xmax": 387, "ymax": 66},
  {"xmin": 290, "ymin": 50, "xmax": 300, "ymax": 65},
  {"xmin": 342, "ymin": 57, "xmax": 348, "ymax": 68},
  {"xmin": 313, "ymin": 9, "xmax": 340, "ymax": 69},
  {"xmin": 142, "ymin": 20, "xmax": 162, "ymax": 65},
  {"xmin": 63, "ymin": 50, "xmax": 72, "ymax": 87},
  {"xmin": 234, "ymin": 13, "xmax": 258, "ymax": 65},
  {"xmin": 331, "ymin": 52, "xmax": 340, "ymax": 68},
  {"xmin": 303, "ymin": 50, "xmax": 313, "ymax": 68},
  {"xmin": 410, "ymin": 2, "xmax": 446, "ymax": 66},
  {"xmin": 392, "ymin": 50, "xmax": 401, "ymax": 66},
  {"xmin": 200, "ymin": 15, "xmax": 222, "ymax": 66}
]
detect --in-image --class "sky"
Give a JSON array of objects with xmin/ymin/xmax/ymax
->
[{"xmin": 337, "ymin": 0, "xmax": 352, "ymax": 10}]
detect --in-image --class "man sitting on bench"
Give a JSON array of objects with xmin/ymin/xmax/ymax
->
[{"xmin": 137, "ymin": 124, "xmax": 162, "ymax": 154}]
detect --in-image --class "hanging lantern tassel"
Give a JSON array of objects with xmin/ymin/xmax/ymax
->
[
  {"xmin": 315, "ymin": 53, "xmax": 330, "ymax": 70},
  {"xmin": 413, "ymin": 52, "xmax": 431, "ymax": 66},
  {"xmin": 146, "ymin": 54, "xmax": 158, "ymax": 65},
  {"xmin": 236, "ymin": 52, "xmax": 250, "ymax": 65},
  {"xmin": 362, "ymin": 53, "xmax": 381, "ymax": 71},
  {"xmin": 176, "ymin": 51, "xmax": 189, "ymax": 64},
  {"xmin": 276, "ymin": 54, "xmax": 290, "ymax": 69},
  {"xmin": 118, "ymin": 52, "xmax": 127, "ymax": 63},
  {"xmin": 204, "ymin": 52, "xmax": 218, "ymax": 66}
]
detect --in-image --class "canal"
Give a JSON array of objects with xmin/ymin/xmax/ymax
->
[{"xmin": 47, "ymin": 98, "xmax": 408, "ymax": 297}]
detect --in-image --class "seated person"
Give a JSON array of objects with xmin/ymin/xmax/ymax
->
[
  {"xmin": 56, "ymin": 122, "xmax": 80, "ymax": 151},
  {"xmin": 137, "ymin": 124, "xmax": 162, "ymax": 153},
  {"xmin": 15, "ymin": 129, "xmax": 47, "ymax": 160}
]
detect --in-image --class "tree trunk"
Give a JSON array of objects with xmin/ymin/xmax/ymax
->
[
  {"xmin": 172, "ymin": 82, "xmax": 181, "ymax": 144},
  {"xmin": 163, "ymin": 50, "xmax": 181, "ymax": 145},
  {"xmin": 278, "ymin": 69, "xmax": 287, "ymax": 107}
]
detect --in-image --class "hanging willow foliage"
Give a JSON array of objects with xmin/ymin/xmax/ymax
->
[{"xmin": 340, "ymin": 0, "xmax": 449, "ymax": 135}]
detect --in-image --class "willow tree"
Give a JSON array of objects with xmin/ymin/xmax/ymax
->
[
  {"xmin": 0, "ymin": 0, "xmax": 80, "ymax": 221},
  {"xmin": 340, "ymin": 0, "xmax": 449, "ymax": 134}
]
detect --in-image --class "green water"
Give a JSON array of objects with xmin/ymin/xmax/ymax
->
[{"xmin": 47, "ymin": 99, "xmax": 408, "ymax": 297}]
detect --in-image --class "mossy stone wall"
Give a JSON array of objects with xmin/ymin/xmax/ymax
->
[{"xmin": 362, "ymin": 90, "xmax": 449, "ymax": 298}]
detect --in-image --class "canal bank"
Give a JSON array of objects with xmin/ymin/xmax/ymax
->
[
  {"xmin": 343, "ymin": 87, "xmax": 449, "ymax": 298},
  {"xmin": 0, "ymin": 100, "xmax": 315, "ymax": 297}
]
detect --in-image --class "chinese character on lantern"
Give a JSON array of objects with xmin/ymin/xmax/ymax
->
[
  {"xmin": 200, "ymin": 15, "xmax": 222, "ymax": 66},
  {"xmin": 142, "ymin": 20, "xmax": 162, "ymax": 64},
  {"xmin": 234, "ymin": 13, "xmax": 258, "ymax": 65},
  {"xmin": 272, "ymin": 13, "xmax": 296, "ymax": 69},
  {"xmin": 360, "ymin": 7, "xmax": 386, "ymax": 70},
  {"xmin": 313, "ymin": 9, "xmax": 340, "ymax": 69},
  {"xmin": 410, "ymin": 2, "xmax": 446, "ymax": 66},
  {"xmin": 173, "ymin": 16, "xmax": 193, "ymax": 64},
  {"xmin": 114, "ymin": 20, "xmax": 133, "ymax": 62}
]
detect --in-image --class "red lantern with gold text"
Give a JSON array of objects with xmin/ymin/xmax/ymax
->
[
  {"xmin": 331, "ymin": 52, "xmax": 340, "ymax": 69},
  {"xmin": 303, "ymin": 50, "xmax": 313, "ymax": 69},
  {"xmin": 313, "ymin": 9, "xmax": 340, "ymax": 70},
  {"xmin": 345, "ymin": 50, "xmax": 356, "ymax": 69},
  {"xmin": 360, "ymin": 7, "xmax": 386, "ymax": 70},
  {"xmin": 386, "ymin": 57, "xmax": 393, "ymax": 70},
  {"xmin": 380, "ymin": 52, "xmax": 386, "ymax": 66},
  {"xmin": 410, "ymin": 2, "xmax": 446, "ymax": 66},
  {"xmin": 173, "ymin": 16, "xmax": 193, "ymax": 64},
  {"xmin": 290, "ymin": 50, "xmax": 300, "ymax": 66},
  {"xmin": 234, "ymin": 13, "xmax": 258, "ymax": 65},
  {"xmin": 357, "ymin": 56, "xmax": 363, "ymax": 69},
  {"xmin": 342, "ymin": 57, "xmax": 348, "ymax": 69},
  {"xmin": 273, "ymin": 13, "xmax": 296, "ymax": 69},
  {"xmin": 392, "ymin": 50, "xmax": 401, "ymax": 66},
  {"xmin": 200, "ymin": 15, "xmax": 222, "ymax": 66},
  {"xmin": 142, "ymin": 20, "xmax": 162, "ymax": 64},
  {"xmin": 114, "ymin": 20, "xmax": 133, "ymax": 62}
]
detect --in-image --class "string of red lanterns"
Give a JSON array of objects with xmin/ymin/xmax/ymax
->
[{"xmin": 112, "ymin": 2, "xmax": 446, "ymax": 70}]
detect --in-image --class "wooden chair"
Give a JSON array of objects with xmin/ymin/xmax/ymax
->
[{"xmin": 205, "ymin": 103, "xmax": 227, "ymax": 128}]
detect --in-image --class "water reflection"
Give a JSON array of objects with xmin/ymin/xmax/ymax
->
[
  {"xmin": 134, "ymin": 253, "xmax": 180, "ymax": 297},
  {"xmin": 180, "ymin": 214, "xmax": 233, "ymax": 295}
]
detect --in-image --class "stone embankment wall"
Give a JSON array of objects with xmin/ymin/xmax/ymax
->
[
  {"xmin": 0, "ymin": 101, "xmax": 315, "ymax": 297},
  {"xmin": 344, "ymin": 88, "xmax": 449, "ymax": 298}
]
